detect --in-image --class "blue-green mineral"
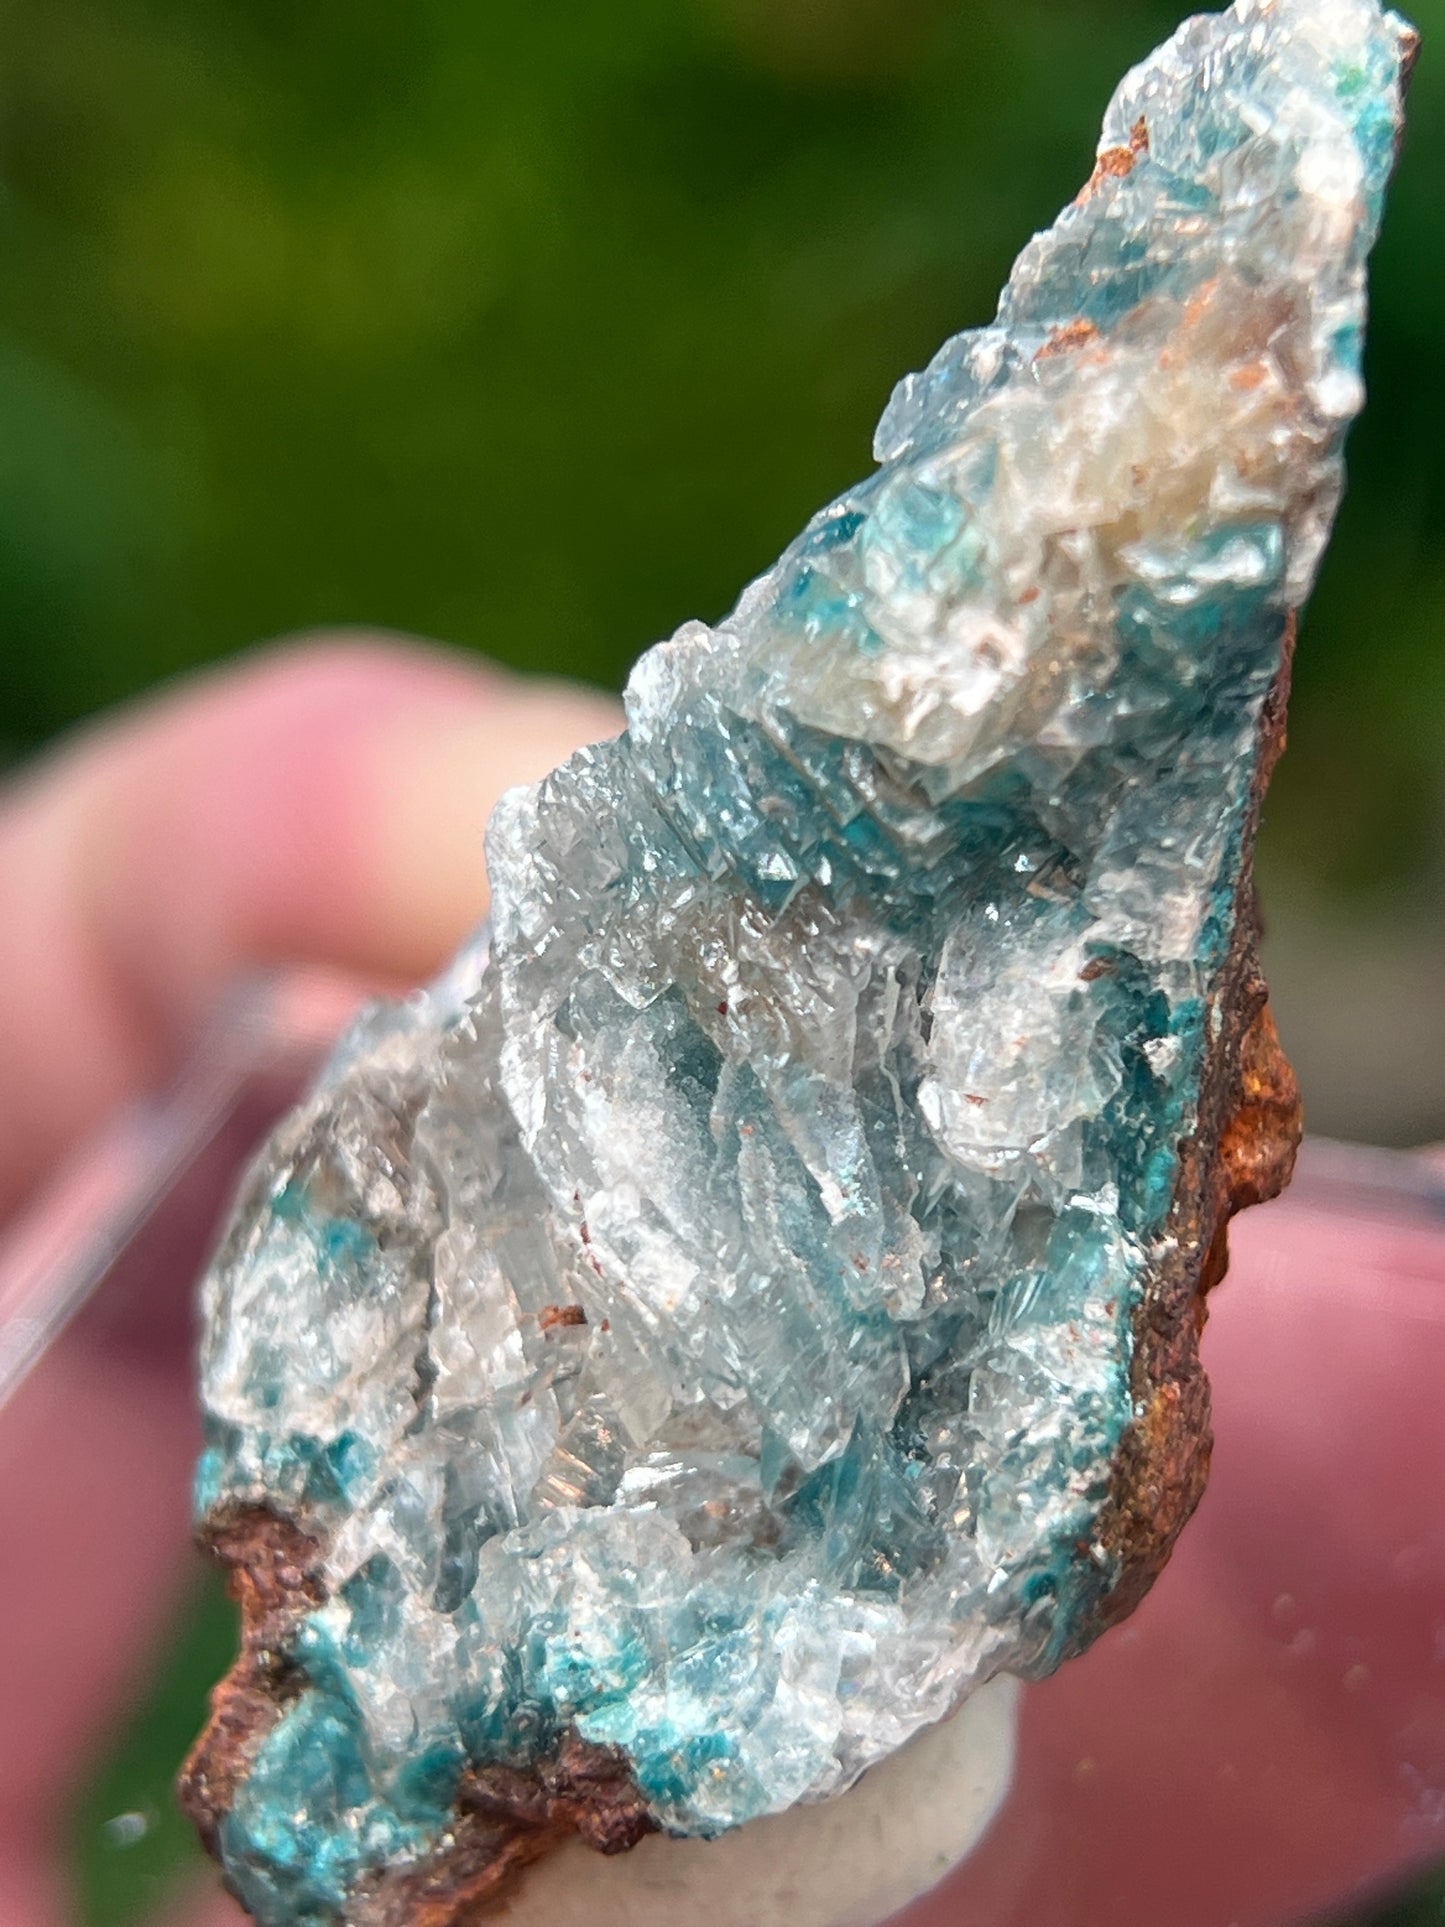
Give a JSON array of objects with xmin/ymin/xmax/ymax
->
[{"xmin": 183, "ymin": 2, "xmax": 1415, "ymax": 1919}]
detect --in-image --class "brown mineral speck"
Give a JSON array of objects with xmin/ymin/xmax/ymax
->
[
  {"xmin": 539, "ymin": 1303, "xmax": 589, "ymax": 1332},
  {"xmin": 1077, "ymin": 115, "xmax": 1150, "ymax": 201},
  {"xmin": 1036, "ymin": 318, "xmax": 1103, "ymax": 361}
]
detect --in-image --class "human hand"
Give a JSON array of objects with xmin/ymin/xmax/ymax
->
[
  {"xmin": 1, "ymin": 640, "xmax": 1440, "ymax": 1927},
  {"xmin": 0, "ymin": 638, "xmax": 620, "ymax": 1927}
]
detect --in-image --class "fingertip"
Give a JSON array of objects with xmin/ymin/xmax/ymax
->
[
  {"xmin": 81, "ymin": 635, "xmax": 621, "ymax": 1010},
  {"xmin": 366, "ymin": 675, "xmax": 623, "ymax": 977},
  {"xmin": 0, "ymin": 635, "xmax": 622, "ymax": 1214}
]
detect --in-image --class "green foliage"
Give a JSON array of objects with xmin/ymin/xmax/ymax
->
[
  {"xmin": 0, "ymin": 0, "xmax": 1440, "ymax": 899},
  {"xmin": 1338, "ymin": 1871, "xmax": 1445, "ymax": 1926},
  {"xmin": 69, "ymin": 1570, "xmax": 236, "ymax": 1926}
]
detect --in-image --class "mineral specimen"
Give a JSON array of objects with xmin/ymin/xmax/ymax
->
[{"xmin": 182, "ymin": 2, "xmax": 1415, "ymax": 1921}]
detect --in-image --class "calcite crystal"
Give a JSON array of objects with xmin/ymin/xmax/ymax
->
[{"xmin": 182, "ymin": 2, "xmax": 1414, "ymax": 1920}]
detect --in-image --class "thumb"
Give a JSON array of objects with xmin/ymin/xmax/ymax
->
[{"xmin": 0, "ymin": 633, "xmax": 621, "ymax": 1220}]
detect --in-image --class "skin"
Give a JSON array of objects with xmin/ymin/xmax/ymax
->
[{"xmin": 0, "ymin": 639, "xmax": 1440, "ymax": 1927}]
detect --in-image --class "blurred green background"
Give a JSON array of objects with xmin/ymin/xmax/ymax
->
[
  {"xmin": 1, "ymin": 0, "xmax": 1437, "ymax": 1921},
  {"xmin": 3, "ymin": 0, "xmax": 1444, "ymax": 1147},
  {"xmin": 3, "ymin": 0, "xmax": 1445, "ymax": 1134}
]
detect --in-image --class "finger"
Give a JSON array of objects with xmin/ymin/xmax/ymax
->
[
  {"xmin": 0, "ymin": 634, "xmax": 621, "ymax": 1220},
  {"xmin": 0, "ymin": 1338, "xmax": 203, "ymax": 1927},
  {"xmin": 0, "ymin": 633, "xmax": 617, "ymax": 1921},
  {"xmin": 902, "ymin": 1181, "xmax": 1445, "ymax": 1926},
  {"xmin": 151, "ymin": 1879, "xmax": 248, "ymax": 1927}
]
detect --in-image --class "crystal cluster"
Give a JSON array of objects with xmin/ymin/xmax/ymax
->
[{"xmin": 183, "ymin": 4, "xmax": 1413, "ymax": 1921}]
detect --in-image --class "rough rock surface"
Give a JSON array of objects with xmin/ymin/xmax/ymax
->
[{"xmin": 181, "ymin": 3, "xmax": 1414, "ymax": 1920}]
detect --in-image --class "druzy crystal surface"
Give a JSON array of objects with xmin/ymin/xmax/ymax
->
[{"xmin": 188, "ymin": 3, "xmax": 1412, "ymax": 1919}]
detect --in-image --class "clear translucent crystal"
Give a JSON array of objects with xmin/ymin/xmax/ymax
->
[{"xmin": 193, "ymin": 3, "xmax": 1412, "ymax": 1917}]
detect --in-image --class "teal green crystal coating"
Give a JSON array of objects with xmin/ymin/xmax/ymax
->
[{"xmin": 193, "ymin": 3, "xmax": 1411, "ymax": 1918}]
